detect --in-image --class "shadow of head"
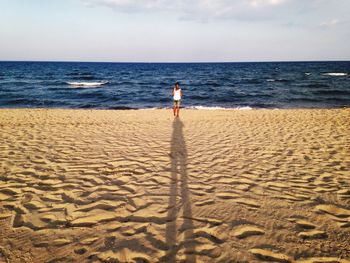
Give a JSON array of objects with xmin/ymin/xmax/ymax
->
[{"xmin": 173, "ymin": 117, "xmax": 183, "ymax": 129}]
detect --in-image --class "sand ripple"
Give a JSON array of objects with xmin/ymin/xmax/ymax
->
[{"xmin": 0, "ymin": 108, "xmax": 350, "ymax": 262}]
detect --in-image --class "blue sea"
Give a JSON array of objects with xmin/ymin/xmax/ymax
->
[{"xmin": 0, "ymin": 61, "xmax": 349, "ymax": 109}]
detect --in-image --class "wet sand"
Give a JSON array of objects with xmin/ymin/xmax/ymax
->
[{"xmin": 0, "ymin": 108, "xmax": 350, "ymax": 262}]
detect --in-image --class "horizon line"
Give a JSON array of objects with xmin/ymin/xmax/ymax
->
[{"xmin": 1, "ymin": 59, "xmax": 350, "ymax": 64}]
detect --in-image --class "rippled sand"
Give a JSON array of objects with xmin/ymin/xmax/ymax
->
[{"xmin": 0, "ymin": 108, "xmax": 349, "ymax": 263}]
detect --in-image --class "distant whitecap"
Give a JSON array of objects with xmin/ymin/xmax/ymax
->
[
  {"xmin": 67, "ymin": 81, "xmax": 109, "ymax": 87},
  {"xmin": 322, "ymin": 73, "xmax": 348, "ymax": 76}
]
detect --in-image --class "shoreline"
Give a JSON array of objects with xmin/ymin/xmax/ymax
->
[{"xmin": 0, "ymin": 106, "xmax": 350, "ymax": 111}]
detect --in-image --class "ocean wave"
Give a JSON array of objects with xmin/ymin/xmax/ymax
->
[
  {"xmin": 3, "ymin": 98, "xmax": 62, "ymax": 106},
  {"xmin": 108, "ymin": 106, "xmax": 137, "ymax": 110},
  {"xmin": 42, "ymin": 80, "xmax": 68, "ymax": 86},
  {"xmin": 244, "ymin": 79, "xmax": 263, "ymax": 84},
  {"xmin": 0, "ymin": 81, "xmax": 32, "ymax": 85},
  {"xmin": 289, "ymin": 97, "xmax": 321, "ymax": 103},
  {"xmin": 78, "ymin": 92, "xmax": 112, "ymax": 100},
  {"xmin": 72, "ymin": 75, "xmax": 96, "ymax": 81},
  {"xmin": 322, "ymin": 73, "xmax": 348, "ymax": 76},
  {"xmin": 306, "ymin": 83, "xmax": 329, "ymax": 89},
  {"xmin": 206, "ymin": 82, "xmax": 221, "ymax": 87},
  {"xmin": 188, "ymin": 95, "xmax": 211, "ymax": 100},
  {"xmin": 313, "ymin": 89, "xmax": 350, "ymax": 96},
  {"xmin": 67, "ymin": 81, "xmax": 109, "ymax": 87},
  {"xmin": 2, "ymin": 80, "xmax": 68, "ymax": 86},
  {"xmin": 67, "ymin": 71, "xmax": 94, "ymax": 76},
  {"xmin": 266, "ymin": 78, "xmax": 290, "ymax": 83},
  {"xmin": 5, "ymin": 98, "xmax": 37, "ymax": 105}
]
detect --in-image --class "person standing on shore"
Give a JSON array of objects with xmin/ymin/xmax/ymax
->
[{"xmin": 172, "ymin": 82, "xmax": 182, "ymax": 117}]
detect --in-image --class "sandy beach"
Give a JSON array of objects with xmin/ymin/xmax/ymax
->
[{"xmin": 0, "ymin": 108, "xmax": 349, "ymax": 263}]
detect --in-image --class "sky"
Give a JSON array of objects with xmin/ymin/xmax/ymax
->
[{"xmin": 0, "ymin": 0, "xmax": 349, "ymax": 62}]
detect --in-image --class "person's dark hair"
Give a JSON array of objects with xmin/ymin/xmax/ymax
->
[{"xmin": 175, "ymin": 81, "xmax": 180, "ymax": 86}]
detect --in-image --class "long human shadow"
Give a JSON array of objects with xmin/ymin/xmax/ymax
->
[{"xmin": 164, "ymin": 118, "xmax": 196, "ymax": 263}]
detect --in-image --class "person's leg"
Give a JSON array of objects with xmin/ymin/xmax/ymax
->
[
  {"xmin": 176, "ymin": 101, "xmax": 180, "ymax": 117},
  {"xmin": 173, "ymin": 101, "xmax": 176, "ymax": 116}
]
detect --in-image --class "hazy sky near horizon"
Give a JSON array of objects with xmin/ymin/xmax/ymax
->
[{"xmin": 0, "ymin": 0, "xmax": 349, "ymax": 62}]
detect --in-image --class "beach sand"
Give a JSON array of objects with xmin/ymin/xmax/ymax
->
[{"xmin": 0, "ymin": 108, "xmax": 350, "ymax": 263}]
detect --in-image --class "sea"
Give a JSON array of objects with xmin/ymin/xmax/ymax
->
[{"xmin": 0, "ymin": 61, "xmax": 349, "ymax": 110}]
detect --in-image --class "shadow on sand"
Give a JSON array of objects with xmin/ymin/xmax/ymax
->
[{"xmin": 164, "ymin": 118, "xmax": 196, "ymax": 262}]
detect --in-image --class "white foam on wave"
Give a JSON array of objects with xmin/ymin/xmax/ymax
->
[
  {"xmin": 322, "ymin": 73, "xmax": 348, "ymax": 76},
  {"xmin": 67, "ymin": 81, "xmax": 109, "ymax": 87},
  {"xmin": 142, "ymin": 108, "xmax": 160, "ymax": 110},
  {"xmin": 189, "ymin": 106, "xmax": 253, "ymax": 110},
  {"xmin": 236, "ymin": 106, "xmax": 253, "ymax": 110},
  {"xmin": 305, "ymin": 73, "xmax": 311, "ymax": 75},
  {"xmin": 267, "ymin": 79, "xmax": 275, "ymax": 82},
  {"xmin": 191, "ymin": 106, "xmax": 226, "ymax": 110}
]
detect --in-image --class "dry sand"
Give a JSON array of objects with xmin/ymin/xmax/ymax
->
[{"xmin": 0, "ymin": 108, "xmax": 350, "ymax": 263}]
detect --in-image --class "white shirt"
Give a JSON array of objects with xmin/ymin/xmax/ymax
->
[{"xmin": 173, "ymin": 88, "xmax": 182, "ymax": 100}]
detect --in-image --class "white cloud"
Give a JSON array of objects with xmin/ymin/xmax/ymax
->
[
  {"xmin": 83, "ymin": 0, "xmax": 291, "ymax": 19},
  {"xmin": 320, "ymin": 19, "xmax": 339, "ymax": 27},
  {"xmin": 248, "ymin": 0, "xmax": 286, "ymax": 7},
  {"xmin": 82, "ymin": 0, "xmax": 350, "ymax": 27}
]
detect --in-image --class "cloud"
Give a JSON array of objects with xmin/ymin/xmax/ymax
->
[
  {"xmin": 83, "ymin": 0, "xmax": 291, "ymax": 20},
  {"xmin": 82, "ymin": 0, "xmax": 350, "ymax": 27},
  {"xmin": 319, "ymin": 19, "xmax": 339, "ymax": 27},
  {"xmin": 248, "ymin": 0, "xmax": 286, "ymax": 7}
]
